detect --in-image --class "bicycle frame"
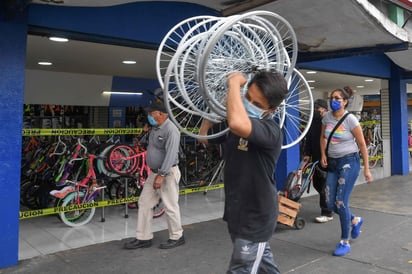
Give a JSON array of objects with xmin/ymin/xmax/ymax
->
[
  {"xmin": 55, "ymin": 142, "xmax": 83, "ymax": 186},
  {"xmin": 368, "ymin": 124, "xmax": 382, "ymax": 166},
  {"xmin": 66, "ymin": 154, "xmax": 106, "ymax": 203},
  {"xmin": 107, "ymin": 146, "xmax": 164, "ymax": 218},
  {"xmin": 283, "ymin": 159, "xmax": 318, "ymax": 201},
  {"xmin": 50, "ymin": 152, "xmax": 107, "ymax": 227}
]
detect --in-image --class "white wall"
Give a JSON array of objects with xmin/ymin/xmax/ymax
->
[{"xmin": 24, "ymin": 70, "xmax": 112, "ymax": 106}]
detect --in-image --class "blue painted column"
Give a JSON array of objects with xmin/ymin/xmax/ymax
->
[
  {"xmin": 0, "ymin": 9, "xmax": 28, "ymax": 268},
  {"xmin": 389, "ymin": 63, "xmax": 409, "ymax": 175},
  {"xmin": 275, "ymin": 75, "xmax": 302, "ymax": 190}
]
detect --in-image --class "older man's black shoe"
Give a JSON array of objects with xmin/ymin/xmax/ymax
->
[
  {"xmin": 124, "ymin": 239, "xmax": 152, "ymax": 249},
  {"xmin": 159, "ymin": 236, "xmax": 185, "ymax": 249}
]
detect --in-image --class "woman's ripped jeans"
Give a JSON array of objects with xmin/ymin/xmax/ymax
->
[{"xmin": 325, "ymin": 152, "xmax": 360, "ymax": 240}]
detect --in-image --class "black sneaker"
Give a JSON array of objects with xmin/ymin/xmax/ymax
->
[
  {"xmin": 124, "ymin": 239, "xmax": 152, "ymax": 249},
  {"xmin": 158, "ymin": 235, "xmax": 185, "ymax": 249}
]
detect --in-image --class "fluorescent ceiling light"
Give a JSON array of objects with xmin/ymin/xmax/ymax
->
[
  {"xmin": 102, "ymin": 91, "xmax": 143, "ymax": 95},
  {"xmin": 364, "ymin": 79, "xmax": 374, "ymax": 82},
  {"xmin": 49, "ymin": 37, "xmax": 69, "ymax": 42},
  {"xmin": 306, "ymin": 71, "xmax": 317, "ymax": 74},
  {"xmin": 38, "ymin": 61, "xmax": 52, "ymax": 66},
  {"xmin": 356, "ymin": 85, "xmax": 365, "ymax": 88},
  {"xmin": 307, "ymin": 80, "xmax": 316, "ymax": 83},
  {"xmin": 122, "ymin": 60, "xmax": 136, "ymax": 64}
]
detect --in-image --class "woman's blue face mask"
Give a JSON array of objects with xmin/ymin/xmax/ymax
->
[
  {"xmin": 329, "ymin": 100, "xmax": 342, "ymax": 112},
  {"xmin": 242, "ymin": 96, "xmax": 266, "ymax": 119}
]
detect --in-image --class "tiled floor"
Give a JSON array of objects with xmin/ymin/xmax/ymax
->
[
  {"xmin": 18, "ymin": 159, "xmax": 408, "ymax": 261},
  {"xmin": 18, "ymin": 186, "xmax": 226, "ymax": 260}
]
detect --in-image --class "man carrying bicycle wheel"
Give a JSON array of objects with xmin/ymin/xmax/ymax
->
[
  {"xmin": 199, "ymin": 71, "xmax": 287, "ymax": 274},
  {"xmin": 124, "ymin": 100, "xmax": 184, "ymax": 250}
]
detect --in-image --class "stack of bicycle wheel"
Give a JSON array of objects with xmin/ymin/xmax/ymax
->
[{"xmin": 156, "ymin": 11, "xmax": 314, "ymax": 149}]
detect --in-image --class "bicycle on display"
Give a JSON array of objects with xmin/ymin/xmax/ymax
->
[
  {"xmin": 366, "ymin": 122, "xmax": 383, "ymax": 168},
  {"xmin": 178, "ymin": 139, "xmax": 223, "ymax": 192},
  {"xmin": 106, "ymin": 140, "xmax": 165, "ymax": 218},
  {"xmin": 20, "ymin": 136, "xmax": 117, "ymax": 211},
  {"xmin": 20, "ymin": 135, "xmax": 165, "ymax": 226},
  {"xmin": 20, "ymin": 136, "xmax": 75, "ymax": 210},
  {"xmin": 50, "ymin": 141, "xmax": 107, "ymax": 227},
  {"xmin": 107, "ymin": 142, "xmax": 147, "ymax": 176}
]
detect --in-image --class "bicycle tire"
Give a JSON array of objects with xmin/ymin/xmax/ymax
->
[
  {"xmin": 369, "ymin": 158, "xmax": 378, "ymax": 169},
  {"xmin": 288, "ymin": 186, "xmax": 303, "ymax": 202},
  {"xmin": 107, "ymin": 144, "xmax": 139, "ymax": 175},
  {"xmin": 153, "ymin": 198, "xmax": 165, "ymax": 218},
  {"xmin": 115, "ymin": 178, "xmax": 141, "ymax": 209},
  {"xmin": 284, "ymin": 171, "xmax": 302, "ymax": 201},
  {"xmin": 53, "ymin": 197, "xmax": 63, "ymax": 220},
  {"xmin": 20, "ymin": 178, "xmax": 55, "ymax": 210},
  {"xmin": 59, "ymin": 191, "xmax": 96, "ymax": 227},
  {"xmin": 367, "ymin": 144, "xmax": 379, "ymax": 169},
  {"xmin": 114, "ymin": 177, "xmax": 165, "ymax": 218},
  {"xmin": 96, "ymin": 143, "xmax": 121, "ymax": 178},
  {"xmin": 20, "ymin": 179, "xmax": 41, "ymax": 209},
  {"xmin": 20, "ymin": 178, "xmax": 35, "ymax": 207},
  {"xmin": 283, "ymin": 172, "xmax": 296, "ymax": 193},
  {"xmin": 104, "ymin": 179, "xmax": 122, "ymax": 200}
]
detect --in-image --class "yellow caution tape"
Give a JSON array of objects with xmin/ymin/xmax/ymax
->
[
  {"xmin": 22, "ymin": 128, "xmax": 143, "ymax": 136},
  {"xmin": 360, "ymin": 154, "xmax": 383, "ymax": 163},
  {"xmin": 22, "ymin": 127, "xmax": 202, "ymax": 136},
  {"xmin": 19, "ymin": 183, "xmax": 224, "ymax": 219},
  {"xmin": 179, "ymin": 183, "xmax": 224, "ymax": 195},
  {"xmin": 19, "ymin": 196, "xmax": 139, "ymax": 219},
  {"xmin": 369, "ymin": 155, "xmax": 383, "ymax": 161},
  {"xmin": 359, "ymin": 120, "xmax": 381, "ymax": 126}
]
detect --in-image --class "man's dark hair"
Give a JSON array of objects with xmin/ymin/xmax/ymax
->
[{"xmin": 248, "ymin": 71, "xmax": 288, "ymax": 108}]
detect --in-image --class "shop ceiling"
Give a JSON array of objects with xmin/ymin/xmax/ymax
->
[{"xmin": 27, "ymin": 0, "xmax": 412, "ymax": 95}]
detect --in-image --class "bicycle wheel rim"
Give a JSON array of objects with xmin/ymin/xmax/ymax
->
[
  {"xmin": 108, "ymin": 144, "xmax": 138, "ymax": 175},
  {"xmin": 96, "ymin": 144, "xmax": 120, "ymax": 178},
  {"xmin": 198, "ymin": 11, "xmax": 297, "ymax": 113},
  {"xmin": 278, "ymin": 68, "xmax": 314, "ymax": 149},
  {"xmin": 162, "ymin": 34, "xmax": 230, "ymax": 139},
  {"xmin": 59, "ymin": 191, "xmax": 96, "ymax": 227},
  {"xmin": 156, "ymin": 15, "xmax": 217, "ymax": 88},
  {"xmin": 153, "ymin": 199, "xmax": 165, "ymax": 218}
]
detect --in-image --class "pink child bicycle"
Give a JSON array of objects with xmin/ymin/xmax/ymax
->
[{"xmin": 107, "ymin": 143, "xmax": 165, "ymax": 218}]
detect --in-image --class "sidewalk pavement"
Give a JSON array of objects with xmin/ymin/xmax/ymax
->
[{"xmin": 2, "ymin": 173, "xmax": 412, "ymax": 274}]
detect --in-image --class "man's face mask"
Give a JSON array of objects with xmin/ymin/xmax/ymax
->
[
  {"xmin": 242, "ymin": 96, "xmax": 266, "ymax": 119},
  {"xmin": 147, "ymin": 114, "xmax": 158, "ymax": 126},
  {"xmin": 314, "ymin": 109, "xmax": 322, "ymax": 119}
]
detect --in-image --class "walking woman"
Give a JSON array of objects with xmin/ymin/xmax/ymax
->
[{"xmin": 320, "ymin": 86, "xmax": 373, "ymax": 256}]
